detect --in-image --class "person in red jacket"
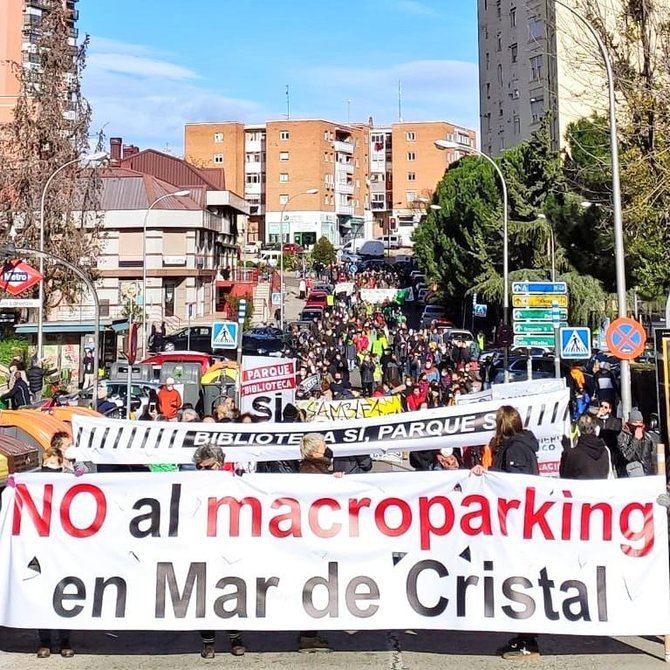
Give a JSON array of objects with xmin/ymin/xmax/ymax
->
[
  {"xmin": 405, "ymin": 385, "xmax": 426, "ymax": 412},
  {"xmin": 157, "ymin": 377, "xmax": 182, "ymax": 420}
]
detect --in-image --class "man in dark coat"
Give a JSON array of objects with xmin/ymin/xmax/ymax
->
[{"xmin": 560, "ymin": 415, "xmax": 611, "ymax": 479}]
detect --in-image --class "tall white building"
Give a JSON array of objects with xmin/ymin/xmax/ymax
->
[{"xmin": 478, "ymin": 0, "xmax": 607, "ymax": 155}]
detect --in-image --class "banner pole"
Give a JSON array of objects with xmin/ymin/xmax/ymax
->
[{"xmin": 655, "ymin": 442, "xmax": 670, "ymax": 663}]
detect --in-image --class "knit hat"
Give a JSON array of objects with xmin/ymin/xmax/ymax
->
[{"xmin": 629, "ymin": 409, "xmax": 644, "ymax": 424}]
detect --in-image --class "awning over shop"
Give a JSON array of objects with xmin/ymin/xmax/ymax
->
[{"xmin": 15, "ymin": 320, "xmax": 117, "ymax": 335}]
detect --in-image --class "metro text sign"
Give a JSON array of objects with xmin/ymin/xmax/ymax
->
[{"xmin": 0, "ymin": 260, "xmax": 43, "ymax": 296}]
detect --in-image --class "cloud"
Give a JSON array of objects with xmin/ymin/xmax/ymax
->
[
  {"xmin": 392, "ymin": 0, "xmax": 438, "ymax": 17},
  {"xmin": 83, "ymin": 36, "xmax": 261, "ymax": 152},
  {"xmin": 296, "ymin": 59, "xmax": 480, "ymax": 131}
]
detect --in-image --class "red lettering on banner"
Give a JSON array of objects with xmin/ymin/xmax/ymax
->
[
  {"xmin": 418, "ymin": 496, "xmax": 455, "ymax": 550},
  {"xmin": 269, "ymin": 497, "xmax": 302, "ymax": 538},
  {"xmin": 497, "ymin": 498, "xmax": 521, "ymax": 536},
  {"xmin": 207, "ymin": 496, "xmax": 262, "ymax": 536},
  {"xmin": 375, "ymin": 498, "xmax": 412, "ymax": 537},
  {"xmin": 620, "ymin": 502, "xmax": 654, "ymax": 557},
  {"xmin": 460, "ymin": 494, "xmax": 493, "ymax": 536},
  {"xmin": 522, "ymin": 487, "xmax": 555, "ymax": 540},
  {"xmin": 580, "ymin": 503, "xmax": 613, "ymax": 541},
  {"xmin": 242, "ymin": 363, "xmax": 295, "ymax": 383},
  {"xmin": 60, "ymin": 485, "xmax": 107, "ymax": 538},
  {"xmin": 12, "ymin": 484, "xmax": 52, "ymax": 536},
  {"xmin": 309, "ymin": 498, "xmax": 342, "ymax": 538},
  {"xmin": 348, "ymin": 497, "xmax": 371, "ymax": 536}
]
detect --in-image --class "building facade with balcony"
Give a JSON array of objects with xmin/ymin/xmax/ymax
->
[
  {"xmin": 49, "ymin": 139, "xmax": 249, "ymax": 330},
  {"xmin": 0, "ymin": 0, "xmax": 79, "ymax": 124}
]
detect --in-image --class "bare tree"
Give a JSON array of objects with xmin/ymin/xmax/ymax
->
[{"xmin": 0, "ymin": 0, "xmax": 103, "ymax": 310}]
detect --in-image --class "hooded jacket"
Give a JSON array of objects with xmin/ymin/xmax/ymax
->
[
  {"xmin": 559, "ymin": 433, "xmax": 610, "ymax": 480},
  {"xmin": 491, "ymin": 429, "xmax": 539, "ymax": 475}
]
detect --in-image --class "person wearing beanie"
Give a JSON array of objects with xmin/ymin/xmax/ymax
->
[{"xmin": 616, "ymin": 409, "xmax": 656, "ymax": 476}]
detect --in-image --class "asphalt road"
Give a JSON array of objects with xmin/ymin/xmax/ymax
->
[{"xmin": 1, "ymin": 628, "xmax": 668, "ymax": 669}]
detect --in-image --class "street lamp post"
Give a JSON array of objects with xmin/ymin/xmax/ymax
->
[
  {"xmin": 278, "ymin": 189, "xmax": 318, "ymax": 331},
  {"xmin": 435, "ymin": 139, "xmax": 510, "ymax": 382},
  {"xmin": 37, "ymin": 152, "xmax": 108, "ymax": 361},
  {"xmin": 553, "ymin": 0, "xmax": 630, "ymax": 418},
  {"xmin": 2, "ymin": 244, "xmax": 101, "ymax": 410},
  {"xmin": 141, "ymin": 190, "xmax": 190, "ymax": 359}
]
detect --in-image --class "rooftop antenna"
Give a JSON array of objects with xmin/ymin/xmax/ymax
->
[
  {"xmin": 285, "ymin": 84, "xmax": 290, "ymax": 120},
  {"xmin": 346, "ymin": 98, "xmax": 351, "ymax": 124},
  {"xmin": 398, "ymin": 80, "xmax": 403, "ymax": 123}
]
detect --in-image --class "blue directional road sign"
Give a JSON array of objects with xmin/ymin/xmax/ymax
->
[
  {"xmin": 211, "ymin": 321, "xmax": 239, "ymax": 350},
  {"xmin": 560, "ymin": 327, "xmax": 592, "ymax": 360},
  {"xmin": 512, "ymin": 281, "xmax": 568, "ymax": 295}
]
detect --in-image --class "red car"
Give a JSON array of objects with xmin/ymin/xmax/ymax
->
[
  {"xmin": 305, "ymin": 291, "xmax": 328, "ymax": 309},
  {"xmin": 282, "ymin": 243, "xmax": 305, "ymax": 255}
]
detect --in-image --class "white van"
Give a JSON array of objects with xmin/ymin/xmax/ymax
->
[
  {"xmin": 380, "ymin": 234, "xmax": 401, "ymax": 249},
  {"xmin": 341, "ymin": 238, "xmax": 367, "ymax": 254}
]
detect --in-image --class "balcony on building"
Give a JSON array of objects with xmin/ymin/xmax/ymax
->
[
  {"xmin": 335, "ymin": 181, "xmax": 354, "ymax": 195},
  {"xmin": 371, "ymin": 200, "xmax": 387, "ymax": 211},
  {"xmin": 245, "ymin": 161, "xmax": 263, "ymax": 174},
  {"xmin": 333, "ymin": 139, "xmax": 354, "ymax": 154},
  {"xmin": 335, "ymin": 160, "xmax": 354, "ymax": 174},
  {"xmin": 335, "ymin": 201, "xmax": 354, "ymax": 216}
]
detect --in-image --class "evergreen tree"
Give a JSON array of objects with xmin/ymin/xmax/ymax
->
[{"xmin": 311, "ymin": 236, "xmax": 336, "ymax": 266}]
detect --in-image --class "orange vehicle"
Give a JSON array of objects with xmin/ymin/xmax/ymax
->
[
  {"xmin": 0, "ymin": 409, "xmax": 71, "ymax": 452},
  {"xmin": 0, "ymin": 434, "xmax": 40, "ymax": 487},
  {"xmin": 50, "ymin": 406, "xmax": 101, "ymax": 428}
]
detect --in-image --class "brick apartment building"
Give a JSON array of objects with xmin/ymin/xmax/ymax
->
[
  {"xmin": 0, "ymin": 0, "xmax": 79, "ymax": 124},
  {"xmin": 185, "ymin": 119, "xmax": 476, "ymax": 246}
]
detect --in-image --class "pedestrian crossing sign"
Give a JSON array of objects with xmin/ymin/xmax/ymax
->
[
  {"xmin": 211, "ymin": 321, "xmax": 239, "ymax": 350},
  {"xmin": 559, "ymin": 327, "xmax": 591, "ymax": 360}
]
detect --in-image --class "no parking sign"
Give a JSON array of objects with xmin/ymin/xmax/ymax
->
[{"xmin": 605, "ymin": 317, "xmax": 647, "ymax": 360}]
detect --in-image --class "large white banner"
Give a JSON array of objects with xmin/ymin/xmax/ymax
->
[
  {"xmin": 240, "ymin": 356, "xmax": 296, "ymax": 422},
  {"xmin": 70, "ymin": 389, "xmax": 570, "ymax": 465},
  {"xmin": 1, "ymin": 472, "xmax": 668, "ymax": 634}
]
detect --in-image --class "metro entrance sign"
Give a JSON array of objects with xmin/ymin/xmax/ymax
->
[{"xmin": 0, "ymin": 260, "xmax": 43, "ymax": 297}]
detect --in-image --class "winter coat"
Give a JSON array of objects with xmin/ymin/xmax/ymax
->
[
  {"xmin": 360, "ymin": 361, "xmax": 375, "ymax": 384},
  {"xmin": 616, "ymin": 427, "xmax": 655, "ymax": 476},
  {"xmin": 491, "ymin": 429, "xmax": 539, "ymax": 475},
  {"xmin": 333, "ymin": 455, "xmax": 372, "ymax": 474},
  {"xmin": 559, "ymin": 433, "xmax": 610, "ymax": 479},
  {"xmin": 1, "ymin": 378, "xmax": 31, "ymax": 409}
]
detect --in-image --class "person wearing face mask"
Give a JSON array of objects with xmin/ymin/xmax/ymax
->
[
  {"xmin": 157, "ymin": 377, "xmax": 182, "ymax": 420},
  {"xmin": 616, "ymin": 409, "xmax": 656, "ymax": 477}
]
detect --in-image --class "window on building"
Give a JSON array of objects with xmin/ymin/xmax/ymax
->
[
  {"xmin": 530, "ymin": 97, "xmax": 545, "ymax": 123},
  {"xmin": 371, "ymin": 133, "xmax": 383, "ymax": 143},
  {"xmin": 99, "ymin": 299, "xmax": 110, "ymax": 318},
  {"xmin": 280, "ymin": 130, "xmax": 290, "ymax": 140},
  {"xmin": 213, "ymin": 154, "xmax": 224, "ymax": 164},
  {"xmin": 279, "ymin": 194, "xmax": 289, "ymax": 205},
  {"xmin": 530, "ymin": 55, "xmax": 543, "ymax": 80},
  {"xmin": 407, "ymin": 151, "xmax": 416, "ymax": 161},
  {"xmin": 497, "ymin": 63, "xmax": 503, "ymax": 86},
  {"xmin": 499, "ymin": 103, "xmax": 504, "ymax": 117},
  {"xmin": 406, "ymin": 191, "xmax": 416, "ymax": 203},
  {"xmin": 279, "ymin": 151, "xmax": 289, "ymax": 161},
  {"xmin": 486, "ymin": 82, "xmax": 491, "ymax": 98},
  {"xmin": 486, "ymin": 113, "xmax": 492, "ymax": 132},
  {"xmin": 246, "ymin": 173, "xmax": 260, "ymax": 184},
  {"xmin": 496, "ymin": 0, "xmax": 501, "ymax": 18},
  {"xmin": 484, "ymin": 0, "xmax": 488, "ymax": 10},
  {"xmin": 529, "ymin": 17, "xmax": 544, "ymax": 40},
  {"xmin": 511, "ymin": 43, "xmax": 518, "ymax": 63},
  {"xmin": 408, "ymin": 172, "xmax": 416, "ymax": 181},
  {"xmin": 213, "ymin": 132, "xmax": 224, "ymax": 143},
  {"xmin": 510, "ymin": 6, "xmax": 517, "ymax": 27},
  {"xmin": 245, "ymin": 152, "xmax": 261, "ymax": 163},
  {"xmin": 405, "ymin": 131, "xmax": 416, "ymax": 141},
  {"xmin": 279, "ymin": 173, "xmax": 289, "ymax": 182},
  {"xmin": 499, "ymin": 136, "xmax": 506, "ymax": 151},
  {"xmin": 513, "ymin": 115, "xmax": 521, "ymax": 135}
]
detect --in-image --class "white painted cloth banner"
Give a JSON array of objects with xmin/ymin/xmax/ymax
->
[
  {"xmin": 69, "ymin": 389, "xmax": 570, "ymax": 465},
  {"xmin": 334, "ymin": 282, "xmax": 355, "ymax": 296},
  {"xmin": 297, "ymin": 395, "xmax": 403, "ymax": 421},
  {"xmin": 359, "ymin": 288, "xmax": 413, "ymax": 304},
  {"xmin": 0, "ymin": 471, "xmax": 668, "ymax": 634},
  {"xmin": 240, "ymin": 356, "xmax": 296, "ymax": 422}
]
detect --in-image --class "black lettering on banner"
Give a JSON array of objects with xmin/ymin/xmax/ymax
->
[
  {"xmin": 53, "ymin": 577, "xmax": 86, "ymax": 618},
  {"xmin": 501, "ymin": 577, "xmax": 535, "ymax": 619},
  {"xmin": 538, "ymin": 567, "xmax": 559, "ymax": 621},
  {"xmin": 256, "ymin": 576, "xmax": 280, "ymax": 618},
  {"xmin": 92, "ymin": 577, "xmax": 127, "ymax": 618},
  {"xmin": 213, "ymin": 577, "xmax": 247, "ymax": 619},
  {"xmin": 560, "ymin": 580, "xmax": 591, "ymax": 621},
  {"xmin": 129, "ymin": 498, "xmax": 161, "ymax": 538},
  {"xmin": 155, "ymin": 562, "xmax": 206, "ymax": 618},
  {"xmin": 456, "ymin": 575, "xmax": 479, "ymax": 616},
  {"xmin": 344, "ymin": 576, "xmax": 380, "ymax": 618},
  {"xmin": 406, "ymin": 560, "xmax": 448, "ymax": 616},
  {"xmin": 169, "ymin": 483, "xmax": 181, "ymax": 537},
  {"xmin": 302, "ymin": 561, "xmax": 339, "ymax": 618},
  {"xmin": 597, "ymin": 566, "xmax": 608, "ymax": 621}
]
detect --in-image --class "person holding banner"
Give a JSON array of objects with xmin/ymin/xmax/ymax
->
[
  {"xmin": 192, "ymin": 445, "xmax": 247, "ymax": 658},
  {"xmin": 473, "ymin": 406, "xmax": 541, "ymax": 659}
]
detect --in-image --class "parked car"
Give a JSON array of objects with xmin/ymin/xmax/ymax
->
[
  {"xmin": 242, "ymin": 327, "xmax": 289, "ymax": 357},
  {"xmin": 448, "ymin": 329, "xmax": 475, "ymax": 345},
  {"xmin": 358, "ymin": 240, "xmax": 385, "ymax": 258},
  {"xmin": 300, "ymin": 307, "xmax": 324, "ymax": 322},
  {"xmin": 492, "ymin": 357, "xmax": 557, "ymax": 384},
  {"xmin": 162, "ymin": 326, "xmax": 213, "ymax": 354},
  {"xmin": 305, "ymin": 291, "xmax": 328, "ymax": 309},
  {"xmin": 421, "ymin": 306, "xmax": 447, "ymax": 327}
]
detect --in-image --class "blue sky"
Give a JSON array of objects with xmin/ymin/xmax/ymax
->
[{"xmin": 79, "ymin": 0, "xmax": 479, "ymax": 153}]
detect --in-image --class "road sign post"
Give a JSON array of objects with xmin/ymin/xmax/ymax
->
[
  {"xmin": 552, "ymin": 302, "xmax": 561, "ymax": 379},
  {"xmin": 235, "ymin": 299, "xmax": 247, "ymax": 407}
]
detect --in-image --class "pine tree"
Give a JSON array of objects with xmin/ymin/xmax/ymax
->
[{"xmin": 0, "ymin": 0, "xmax": 103, "ymax": 308}]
